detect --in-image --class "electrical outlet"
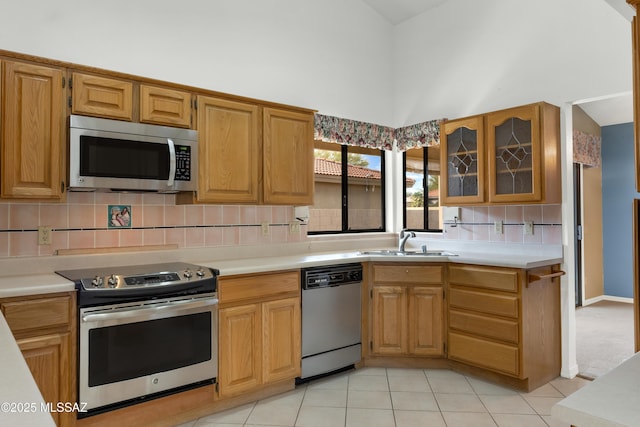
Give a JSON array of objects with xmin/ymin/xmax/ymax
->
[
  {"xmin": 289, "ymin": 221, "xmax": 300, "ymax": 234},
  {"xmin": 494, "ymin": 220, "xmax": 503, "ymax": 235},
  {"xmin": 524, "ymin": 220, "xmax": 534, "ymax": 235},
  {"xmin": 261, "ymin": 222, "xmax": 270, "ymax": 236},
  {"xmin": 38, "ymin": 226, "xmax": 52, "ymax": 245}
]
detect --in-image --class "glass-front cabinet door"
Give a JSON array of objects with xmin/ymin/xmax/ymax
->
[
  {"xmin": 440, "ymin": 116, "xmax": 485, "ymax": 205},
  {"xmin": 487, "ymin": 104, "xmax": 542, "ymax": 203}
]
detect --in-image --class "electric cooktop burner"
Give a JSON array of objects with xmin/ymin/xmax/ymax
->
[{"xmin": 55, "ymin": 262, "xmax": 219, "ymax": 306}]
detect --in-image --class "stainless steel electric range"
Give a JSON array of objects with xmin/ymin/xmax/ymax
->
[{"xmin": 56, "ymin": 262, "xmax": 218, "ymax": 417}]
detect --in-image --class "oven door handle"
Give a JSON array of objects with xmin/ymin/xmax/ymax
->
[{"xmin": 81, "ymin": 298, "xmax": 218, "ymax": 323}]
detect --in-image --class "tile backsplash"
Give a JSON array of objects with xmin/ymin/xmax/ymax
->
[
  {"xmin": 440, "ymin": 205, "xmax": 562, "ymax": 245},
  {"xmin": 0, "ymin": 195, "xmax": 563, "ymax": 258},
  {"xmin": 0, "ymin": 192, "xmax": 305, "ymax": 258}
]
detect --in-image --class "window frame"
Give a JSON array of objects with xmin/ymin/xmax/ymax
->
[
  {"xmin": 308, "ymin": 142, "xmax": 386, "ymax": 235},
  {"xmin": 402, "ymin": 147, "xmax": 442, "ymax": 233}
]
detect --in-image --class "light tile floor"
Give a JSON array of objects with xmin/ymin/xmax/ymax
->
[{"xmin": 176, "ymin": 368, "xmax": 591, "ymax": 427}]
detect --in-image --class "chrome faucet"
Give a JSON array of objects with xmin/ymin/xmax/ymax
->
[{"xmin": 398, "ymin": 229, "xmax": 416, "ymax": 252}]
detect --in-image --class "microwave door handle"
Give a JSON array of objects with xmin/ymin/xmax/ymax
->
[{"xmin": 167, "ymin": 138, "xmax": 176, "ymax": 187}]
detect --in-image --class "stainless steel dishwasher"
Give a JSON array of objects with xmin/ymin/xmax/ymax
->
[{"xmin": 299, "ymin": 263, "xmax": 362, "ymax": 381}]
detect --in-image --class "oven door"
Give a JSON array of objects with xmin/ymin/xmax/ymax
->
[{"xmin": 78, "ymin": 293, "xmax": 217, "ymax": 412}]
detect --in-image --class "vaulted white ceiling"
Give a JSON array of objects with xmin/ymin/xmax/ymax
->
[
  {"xmin": 361, "ymin": 0, "xmax": 635, "ymax": 126},
  {"xmin": 360, "ymin": 0, "xmax": 448, "ymax": 25}
]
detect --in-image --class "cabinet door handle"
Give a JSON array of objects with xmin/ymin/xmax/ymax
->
[{"xmin": 527, "ymin": 270, "xmax": 565, "ymax": 286}]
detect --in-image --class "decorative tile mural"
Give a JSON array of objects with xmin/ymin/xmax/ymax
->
[{"xmin": 108, "ymin": 205, "xmax": 131, "ymax": 228}]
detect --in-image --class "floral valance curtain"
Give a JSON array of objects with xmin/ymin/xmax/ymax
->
[
  {"xmin": 395, "ymin": 120, "xmax": 440, "ymax": 151},
  {"xmin": 314, "ymin": 114, "xmax": 395, "ymax": 150},
  {"xmin": 314, "ymin": 113, "xmax": 441, "ymax": 151},
  {"xmin": 573, "ymin": 130, "xmax": 601, "ymax": 167}
]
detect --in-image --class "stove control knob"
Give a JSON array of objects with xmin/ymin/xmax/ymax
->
[
  {"xmin": 91, "ymin": 276, "xmax": 103, "ymax": 288},
  {"xmin": 196, "ymin": 268, "xmax": 205, "ymax": 277},
  {"xmin": 183, "ymin": 269, "xmax": 193, "ymax": 279},
  {"xmin": 107, "ymin": 274, "xmax": 118, "ymax": 288}
]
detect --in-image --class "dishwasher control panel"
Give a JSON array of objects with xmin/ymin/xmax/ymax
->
[{"xmin": 302, "ymin": 263, "xmax": 363, "ymax": 289}]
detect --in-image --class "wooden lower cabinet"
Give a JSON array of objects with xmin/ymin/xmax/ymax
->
[
  {"xmin": 219, "ymin": 303, "xmax": 262, "ymax": 396},
  {"xmin": 370, "ymin": 264, "xmax": 444, "ymax": 357},
  {"xmin": 0, "ymin": 292, "xmax": 76, "ymax": 427},
  {"xmin": 18, "ymin": 333, "xmax": 72, "ymax": 425},
  {"xmin": 262, "ymin": 298, "xmax": 301, "ymax": 383},
  {"xmin": 447, "ymin": 263, "xmax": 561, "ymax": 390},
  {"xmin": 218, "ymin": 271, "xmax": 301, "ymax": 399}
]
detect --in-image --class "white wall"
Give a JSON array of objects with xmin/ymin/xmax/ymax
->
[
  {"xmin": 0, "ymin": 0, "xmax": 394, "ymax": 125},
  {"xmin": 392, "ymin": 0, "xmax": 632, "ymax": 126},
  {"xmin": 1, "ymin": 0, "xmax": 631, "ymax": 128}
]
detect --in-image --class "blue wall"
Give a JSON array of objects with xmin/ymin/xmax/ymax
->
[{"xmin": 601, "ymin": 122, "xmax": 637, "ymax": 298}]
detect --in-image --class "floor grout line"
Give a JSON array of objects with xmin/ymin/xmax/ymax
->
[{"xmin": 181, "ymin": 368, "xmax": 585, "ymax": 427}]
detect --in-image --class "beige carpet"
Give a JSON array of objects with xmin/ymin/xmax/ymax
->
[{"xmin": 575, "ymin": 300, "xmax": 635, "ymax": 379}]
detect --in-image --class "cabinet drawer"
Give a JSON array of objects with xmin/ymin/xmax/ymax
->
[
  {"xmin": 373, "ymin": 265, "xmax": 442, "ymax": 284},
  {"xmin": 448, "ymin": 332, "xmax": 520, "ymax": 377},
  {"xmin": 449, "ymin": 287, "xmax": 518, "ymax": 318},
  {"xmin": 1, "ymin": 295, "xmax": 72, "ymax": 334},
  {"xmin": 219, "ymin": 271, "xmax": 300, "ymax": 304},
  {"xmin": 449, "ymin": 309, "xmax": 519, "ymax": 344},
  {"xmin": 449, "ymin": 265, "xmax": 519, "ymax": 292}
]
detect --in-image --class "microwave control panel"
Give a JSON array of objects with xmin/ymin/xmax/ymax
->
[{"xmin": 175, "ymin": 145, "xmax": 191, "ymax": 181}]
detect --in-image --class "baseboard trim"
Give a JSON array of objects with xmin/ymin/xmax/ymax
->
[{"xmin": 583, "ymin": 295, "xmax": 633, "ymax": 306}]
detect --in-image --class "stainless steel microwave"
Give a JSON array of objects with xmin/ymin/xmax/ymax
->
[{"xmin": 69, "ymin": 115, "xmax": 198, "ymax": 193}]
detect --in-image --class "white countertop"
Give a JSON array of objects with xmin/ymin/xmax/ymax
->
[
  {"xmin": 0, "ymin": 273, "xmax": 76, "ymax": 298},
  {"xmin": 0, "ymin": 247, "xmax": 563, "ymax": 298},
  {"xmin": 0, "ymin": 314, "xmax": 56, "ymax": 426},
  {"xmin": 203, "ymin": 249, "xmax": 563, "ymax": 277},
  {"xmin": 552, "ymin": 352, "xmax": 640, "ymax": 427}
]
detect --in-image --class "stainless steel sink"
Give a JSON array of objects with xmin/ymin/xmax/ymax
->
[{"xmin": 359, "ymin": 250, "xmax": 456, "ymax": 257}]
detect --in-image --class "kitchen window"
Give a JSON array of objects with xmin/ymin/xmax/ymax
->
[
  {"xmin": 308, "ymin": 141, "xmax": 385, "ymax": 234},
  {"xmin": 403, "ymin": 146, "xmax": 442, "ymax": 232}
]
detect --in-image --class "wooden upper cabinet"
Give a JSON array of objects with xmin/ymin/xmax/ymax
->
[
  {"xmin": 441, "ymin": 116, "xmax": 485, "ymax": 205},
  {"xmin": 140, "ymin": 84, "xmax": 192, "ymax": 128},
  {"xmin": 263, "ymin": 107, "xmax": 314, "ymax": 205},
  {"xmin": 188, "ymin": 102, "xmax": 315, "ymax": 205},
  {"xmin": 487, "ymin": 103, "xmax": 560, "ymax": 204},
  {"xmin": 196, "ymin": 95, "xmax": 260, "ymax": 204},
  {"xmin": 72, "ymin": 72, "xmax": 133, "ymax": 120},
  {"xmin": 1, "ymin": 60, "xmax": 66, "ymax": 200},
  {"xmin": 487, "ymin": 104, "xmax": 540, "ymax": 203},
  {"xmin": 441, "ymin": 102, "xmax": 560, "ymax": 206}
]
